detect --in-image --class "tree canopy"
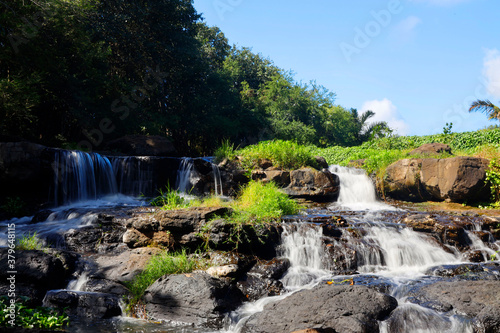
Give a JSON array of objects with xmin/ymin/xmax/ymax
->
[{"xmin": 1, "ymin": 0, "xmax": 390, "ymax": 155}]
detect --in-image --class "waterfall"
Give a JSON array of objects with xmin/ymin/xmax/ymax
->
[
  {"xmin": 175, "ymin": 158, "xmax": 194, "ymax": 194},
  {"xmin": 280, "ymin": 223, "xmax": 329, "ymax": 289},
  {"xmin": 110, "ymin": 156, "xmax": 153, "ymax": 196},
  {"xmin": 211, "ymin": 162, "xmax": 224, "ymax": 196},
  {"xmin": 329, "ymin": 165, "xmax": 393, "ymax": 211},
  {"xmin": 53, "ymin": 150, "xmax": 117, "ymax": 205}
]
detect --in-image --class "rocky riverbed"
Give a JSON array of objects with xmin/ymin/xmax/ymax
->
[{"xmin": 1, "ymin": 200, "xmax": 499, "ymax": 333}]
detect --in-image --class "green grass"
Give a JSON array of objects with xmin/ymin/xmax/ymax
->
[
  {"xmin": 150, "ymin": 186, "xmax": 189, "ymax": 210},
  {"xmin": 125, "ymin": 250, "xmax": 204, "ymax": 314},
  {"xmin": 232, "ymin": 181, "xmax": 299, "ymax": 222},
  {"xmin": 0, "ymin": 296, "xmax": 69, "ymax": 330},
  {"xmin": 236, "ymin": 140, "xmax": 317, "ymax": 170},
  {"xmin": 214, "ymin": 139, "xmax": 237, "ymax": 163},
  {"xmin": 16, "ymin": 232, "xmax": 45, "ymax": 251}
]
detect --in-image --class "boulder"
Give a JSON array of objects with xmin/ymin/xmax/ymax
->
[
  {"xmin": 241, "ymin": 284, "xmax": 397, "ymax": 333},
  {"xmin": 43, "ymin": 290, "xmax": 121, "ymax": 319},
  {"xmin": 104, "ymin": 135, "xmax": 176, "ymax": 156},
  {"xmin": 144, "ymin": 272, "xmax": 244, "ymax": 328},
  {"xmin": 283, "ymin": 168, "xmax": 339, "ymax": 201},
  {"xmin": 409, "ymin": 143, "xmax": 452, "ymax": 156},
  {"xmin": 237, "ymin": 258, "xmax": 290, "ymax": 301},
  {"xmin": 409, "ymin": 280, "xmax": 500, "ymax": 333},
  {"xmin": 0, "ymin": 249, "xmax": 77, "ymax": 305},
  {"xmin": 384, "ymin": 157, "xmax": 490, "ymax": 203}
]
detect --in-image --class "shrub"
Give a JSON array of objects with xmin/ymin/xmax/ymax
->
[
  {"xmin": 1, "ymin": 196, "xmax": 27, "ymax": 218},
  {"xmin": 233, "ymin": 181, "xmax": 299, "ymax": 222},
  {"xmin": 237, "ymin": 140, "xmax": 317, "ymax": 170},
  {"xmin": 214, "ymin": 139, "xmax": 237, "ymax": 163},
  {"xmin": 0, "ymin": 296, "xmax": 68, "ymax": 330}
]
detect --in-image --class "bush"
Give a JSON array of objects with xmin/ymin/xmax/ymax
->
[
  {"xmin": 214, "ymin": 139, "xmax": 237, "ymax": 163},
  {"xmin": 1, "ymin": 196, "xmax": 27, "ymax": 218},
  {"xmin": 237, "ymin": 140, "xmax": 317, "ymax": 170},
  {"xmin": 0, "ymin": 296, "xmax": 68, "ymax": 330},
  {"xmin": 233, "ymin": 181, "xmax": 299, "ymax": 222}
]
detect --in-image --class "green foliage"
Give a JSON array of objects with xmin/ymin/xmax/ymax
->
[
  {"xmin": 486, "ymin": 159, "xmax": 500, "ymax": 204},
  {"xmin": 0, "ymin": 296, "xmax": 69, "ymax": 329},
  {"xmin": 214, "ymin": 139, "xmax": 237, "ymax": 163},
  {"xmin": 237, "ymin": 140, "xmax": 317, "ymax": 170},
  {"xmin": 1, "ymin": 196, "xmax": 27, "ymax": 218},
  {"xmin": 150, "ymin": 186, "xmax": 188, "ymax": 210},
  {"xmin": 125, "ymin": 250, "xmax": 202, "ymax": 314},
  {"xmin": 233, "ymin": 181, "xmax": 299, "ymax": 223},
  {"xmin": 443, "ymin": 122, "xmax": 453, "ymax": 135},
  {"xmin": 16, "ymin": 232, "xmax": 45, "ymax": 251}
]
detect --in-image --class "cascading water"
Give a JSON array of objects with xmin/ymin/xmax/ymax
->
[
  {"xmin": 211, "ymin": 162, "xmax": 224, "ymax": 197},
  {"xmin": 110, "ymin": 156, "xmax": 153, "ymax": 196},
  {"xmin": 176, "ymin": 158, "xmax": 195, "ymax": 194},
  {"xmin": 53, "ymin": 150, "xmax": 117, "ymax": 205},
  {"xmin": 329, "ymin": 165, "xmax": 394, "ymax": 210}
]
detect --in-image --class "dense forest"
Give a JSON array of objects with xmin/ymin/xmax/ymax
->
[{"xmin": 0, "ymin": 0, "xmax": 390, "ymax": 155}]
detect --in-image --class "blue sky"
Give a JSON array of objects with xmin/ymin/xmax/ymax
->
[{"xmin": 192, "ymin": 0, "xmax": 500, "ymax": 136}]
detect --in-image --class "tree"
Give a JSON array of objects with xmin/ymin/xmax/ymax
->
[{"xmin": 469, "ymin": 100, "xmax": 500, "ymax": 121}]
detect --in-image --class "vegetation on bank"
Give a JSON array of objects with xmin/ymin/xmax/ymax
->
[
  {"xmin": 125, "ymin": 250, "xmax": 205, "ymax": 315},
  {"xmin": 0, "ymin": 296, "xmax": 69, "ymax": 330}
]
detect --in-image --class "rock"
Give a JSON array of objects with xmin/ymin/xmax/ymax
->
[
  {"xmin": 237, "ymin": 258, "xmax": 290, "ymax": 301},
  {"xmin": 144, "ymin": 272, "xmax": 244, "ymax": 328},
  {"xmin": 104, "ymin": 135, "xmax": 176, "ymax": 156},
  {"xmin": 410, "ymin": 280, "xmax": 500, "ymax": 332},
  {"xmin": 0, "ymin": 142, "xmax": 53, "ymax": 212},
  {"xmin": 93, "ymin": 247, "xmax": 163, "ymax": 283},
  {"xmin": 283, "ymin": 168, "xmax": 339, "ymax": 201},
  {"xmin": 384, "ymin": 157, "xmax": 490, "ymax": 203},
  {"xmin": 123, "ymin": 228, "xmax": 151, "ymax": 248},
  {"xmin": 264, "ymin": 170, "xmax": 291, "ymax": 186},
  {"xmin": 43, "ymin": 290, "xmax": 121, "ymax": 319},
  {"xmin": 207, "ymin": 264, "xmax": 239, "ymax": 279},
  {"xmin": 314, "ymin": 156, "xmax": 329, "ymax": 169},
  {"xmin": 409, "ymin": 143, "xmax": 452, "ymax": 156},
  {"xmin": 241, "ymin": 284, "xmax": 397, "ymax": 333},
  {"xmin": 0, "ymin": 249, "xmax": 77, "ymax": 305}
]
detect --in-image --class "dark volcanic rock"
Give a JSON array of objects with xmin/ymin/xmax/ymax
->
[
  {"xmin": 0, "ymin": 249, "xmax": 78, "ymax": 305},
  {"xmin": 410, "ymin": 280, "xmax": 500, "ymax": 333},
  {"xmin": 43, "ymin": 290, "xmax": 121, "ymax": 319},
  {"xmin": 144, "ymin": 272, "xmax": 244, "ymax": 328},
  {"xmin": 241, "ymin": 284, "xmax": 397, "ymax": 333},
  {"xmin": 237, "ymin": 258, "xmax": 290, "ymax": 301},
  {"xmin": 283, "ymin": 167, "xmax": 340, "ymax": 201}
]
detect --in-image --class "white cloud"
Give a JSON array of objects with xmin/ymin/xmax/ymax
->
[
  {"xmin": 361, "ymin": 98, "xmax": 410, "ymax": 135},
  {"xmin": 409, "ymin": 0, "xmax": 472, "ymax": 6},
  {"xmin": 393, "ymin": 16, "xmax": 421, "ymax": 43},
  {"xmin": 483, "ymin": 49, "xmax": 500, "ymax": 98}
]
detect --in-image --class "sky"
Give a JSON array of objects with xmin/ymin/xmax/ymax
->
[{"xmin": 192, "ymin": 0, "xmax": 500, "ymax": 136}]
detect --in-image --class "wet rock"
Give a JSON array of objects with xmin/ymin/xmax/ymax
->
[
  {"xmin": 0, "ymin": 249, "xmax": 77, "ymax": 305},
  {"xmin": 144, "ymin": 272, "xmax": 244, "ymax": 328},
  {"xmin": 241, "ymin": 284, "xmax": 397, "ymax": 333},
  {"xmin": 283, "ymin": 168, "xmax": 340, "ymax": 201},
  {"xmin": 237, "ymin": 258, "xmax": 290, "ymax": 301},
  {"xmin": 43, "ymin": 290, "xmax": 121, "ymax": 319},
  {"xmin": 410, "ymin": 280, "xmax": 500, "ymax": 332},
  {"xmin": 409, "ymin": 143, "xmax": 452, "ymax": 156},
  {"xmin": 426, "ymin": 263, "xmax": 500, "ymax": 280},
  {"xmin": 314, "ymin": 156, "xmax": 329, "ymax": 169}
]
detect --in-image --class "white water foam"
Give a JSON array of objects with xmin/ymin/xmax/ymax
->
[{"xmin": 329, "ymin": 165, "xmax": 395, "ymax": 211}]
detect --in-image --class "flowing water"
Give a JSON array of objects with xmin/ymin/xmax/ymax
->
[{"xmin": 2, "ymin": 158, "xmax": 499, "ymax": 332}]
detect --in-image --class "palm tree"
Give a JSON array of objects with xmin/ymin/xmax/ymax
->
[
  {"xmin": 469, "ymin": 100, "xmax": 500, "ymax": 120},
  {"xmin": 353, "ymin": 109, "xmax": 391, "ymax": 143}
]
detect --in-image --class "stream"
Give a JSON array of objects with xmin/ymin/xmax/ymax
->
[{"xmin": 1, "ymin": 152, "xmax": 499, "ymax": 332}]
